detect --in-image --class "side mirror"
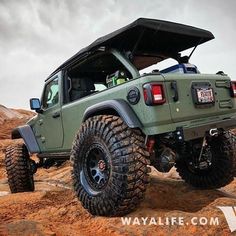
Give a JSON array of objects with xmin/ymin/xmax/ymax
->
[{"xmin": 30, "ymin": 98, "xmax": 42, "ymax": 113}]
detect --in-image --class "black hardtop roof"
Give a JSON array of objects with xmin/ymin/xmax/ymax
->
[{"xmin": 50, "ymin": 18, "xmax": 214, "ymax": 77}]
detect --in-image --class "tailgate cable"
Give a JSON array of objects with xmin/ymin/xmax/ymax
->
[
  {"xmin": 198, "ymin": 128, "xmax": 218, "ymax": 161},
  {"xmin": 198, "ymin": 136, "xmax": 207, "ymax": 162}
]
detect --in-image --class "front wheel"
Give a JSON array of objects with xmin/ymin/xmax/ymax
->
[
  {"xmin": 5, "ymin": 144, "xmax": 35, "ymax": 193},
  {"xmin": 175, "ymin": 131, "xmax": 235, "ymax": 189},
  {"xmin": 71, "ymin": 115, "xmax": 150, "ymax": 216}
]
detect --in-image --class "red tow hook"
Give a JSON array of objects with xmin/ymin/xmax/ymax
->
[{"xmin": 146, "ymin": 138, "xmax": 155, "ymax": 154}]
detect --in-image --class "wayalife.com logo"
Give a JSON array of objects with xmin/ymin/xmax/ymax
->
[{"xmin": 218, "ymin": 206, "xmax": 236, "ymax": 232}]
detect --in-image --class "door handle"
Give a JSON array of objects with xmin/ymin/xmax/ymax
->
[
  {"xmin": 52, "ymin": 111, "xmax": 60, "ymax": 118},
  {"xmin": 170, "ymin": 81, "xmax": 179, "ymax": 102}
]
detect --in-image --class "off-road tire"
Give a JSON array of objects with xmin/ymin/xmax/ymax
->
[
  {"xmin": 5, "ymin": 144, "xmax": 35, "ymax": 193},
  {"xmin": 175, "ymin": 131, "xmax": 235, "ymax": 189},
  {"xmin": 230, "ymin": 131, "xmax": 236, "ymax": 176},
  {"xmin": 71, "ymin": 115, "xmax": 150, "ymax": 216}
]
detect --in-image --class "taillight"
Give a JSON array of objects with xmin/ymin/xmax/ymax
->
[
  {"xmin": 231, "ymin": 81, "xmax": 236, "ymax": 97},
  {"xmin": 143, "ymin": 83, "xmax": 166, "ymax": 105}
]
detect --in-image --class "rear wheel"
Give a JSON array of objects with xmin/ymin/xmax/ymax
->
[
  {"xmin": 71, "ymin": 115, "xmax": 150, "ymax": 216},
  {"xmin": 5, "ymin": 144, "xmax": 35, "ymax": 193},
  {"xmin": 175, "ymin": 131, "xmax": 235, "ymax": 189},
  {"xmin": 230, "ymin": 131, "xmax": 236, "ymax": 176}
]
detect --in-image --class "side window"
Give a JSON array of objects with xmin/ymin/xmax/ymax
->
[
  {"xmin": 69, "ymin": 77, "xmax": 96, "ymax": 102},
  {"xmin": 42, "ymin": 77, "xmax": 59, "ymax": 109},
  {"xmin": 66, "ymin": 52, "xmax": 133, "ymax": 103}
]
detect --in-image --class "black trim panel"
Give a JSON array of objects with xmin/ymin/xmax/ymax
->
[
  {"xmin": 37, "ymin": 152, "xmax": 70, "ymax": 159},
  {"xmin": 12, "ymin": 125, "xmax": 40, "ymax": 154},
  {"xmin": 83, "ymin": 99, "xmax": 142, "ymax": 128},
  {"xmin": 182, "ymin": 117, "xmax": 236, "ymax": 140}
]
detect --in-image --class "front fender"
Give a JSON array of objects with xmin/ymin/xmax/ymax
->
[{"xmin": 12, "ymin": 125, "xmax": 40, "ymax": 154}]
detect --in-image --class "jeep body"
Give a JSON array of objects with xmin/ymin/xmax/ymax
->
[
  {"xmin": 7, "ymin": 18, "xmax": 236, "ymax": 216},
  {"xmin": 27, "ymin": 69, "xmax": 236, "ymax": 154}
]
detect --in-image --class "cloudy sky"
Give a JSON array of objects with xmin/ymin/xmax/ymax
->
[{"xmin": 0, "ymin": 0, "xmax": 235, "ymax": 109}]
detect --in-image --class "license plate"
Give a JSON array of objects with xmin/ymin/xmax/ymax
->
[{"xmin": 196, "ymin": 88, "xmax": 214, "ymax": 103}]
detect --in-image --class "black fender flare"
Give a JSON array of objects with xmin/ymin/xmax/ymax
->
[
  {"xmin": 83, "ymin": 99, "xmax": 142, "ymax": 128},
  {"xmin": 12, "ymin": 125, "xmax": 40, "ymax": 154}
]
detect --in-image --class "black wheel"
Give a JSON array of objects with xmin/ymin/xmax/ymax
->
[
  {"xmin": 71, "ymin": 115, "xmax": 150, "ymax": 216},
  {"xmin": 175, "ymin": 131, "xmax": 235, "ymax": 189},
  {"xmin": 5, "ymin": 144, "xmax": 35, "ymax": 193}
]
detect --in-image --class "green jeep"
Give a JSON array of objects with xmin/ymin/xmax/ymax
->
[{"xmin": 5, "ymin": 18, "xmax": 236, "ymax": 216}]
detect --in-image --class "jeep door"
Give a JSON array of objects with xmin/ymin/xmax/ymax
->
[{"xmin": 35, "ymin": 72, "xmax": 64, "ymax": 151}]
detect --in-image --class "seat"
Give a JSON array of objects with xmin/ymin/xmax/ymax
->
[{"xmin": 70, "ymin": 77, "xmax": 95, "ymax": 101}]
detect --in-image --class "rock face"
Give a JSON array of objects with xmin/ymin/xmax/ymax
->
[
  {"xmin": 0, "ymin": 105, "xmax": 34, "ymax": 139},
  {"xmin": 0, "ymin": 105, "xmax": 30, "ymax": 123}
]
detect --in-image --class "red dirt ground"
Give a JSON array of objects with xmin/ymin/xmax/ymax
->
[{"xmin": 0, "ymin": 105, "xmax": 236, "ymax": 235}]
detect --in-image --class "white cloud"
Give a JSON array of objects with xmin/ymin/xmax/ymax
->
[{"xmin": 0, "ymin": 0, "xmax": 235, "ymax": 108}]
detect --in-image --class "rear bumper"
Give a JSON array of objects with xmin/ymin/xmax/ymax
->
[{"xmin": 176, "ymin": 117, "xmax": 236, "ymax": 141}]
